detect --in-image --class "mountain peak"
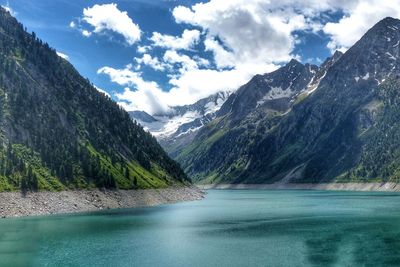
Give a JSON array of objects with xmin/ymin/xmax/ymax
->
[
  {"xmin": 362, "ymin": 16, "xmax": 400, "ymax": 42},
  {"xmin": 331, "ymin": 50, "xmax": 343, "ymax": 61},
  {"xmin": 376, "ymin": 16, "xmax": 400, "ymax": 26},
  {"xmin": 319, "ymin": 16, "xmax": 400, "ymax": 88},
  {"xmin": 287, "ymin": 58, "xmax": 302, "ymax": 67}
]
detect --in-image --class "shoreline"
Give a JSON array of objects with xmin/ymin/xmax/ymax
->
[
  {"xmin": 0, "ymin": 186, "xmax": 205, "ymax": 218},
  {"xmin": 198, "ymin": 182, "xmax": 400, "ymax": 192}
]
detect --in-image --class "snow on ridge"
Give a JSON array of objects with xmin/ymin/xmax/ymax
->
[
  {"xmin": 386, "ymin": 52, "xmax": 397, "ymax": 60},
  {"xmin": 136, "ymin": 92, "xmax": 231, "ymax": 139},
  {"xmin": 152, "ymin": 111, "xmax": 201, "ymax": 138},
  {"xmin": 257, "ymin": 86, "xmax": 294, "ymax": 107},
  {"xmin": 176, "ymin": 124, "xmax": 204, "ymax": 138},
  {"xmin": 204, "ymin": 94, "xmax": 227, "ymax": 116}
]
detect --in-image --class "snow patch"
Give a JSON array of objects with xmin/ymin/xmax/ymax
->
[
  {"xmin": 362, "ymin": 73, "xmax": 370, "ymax": 80},
  {"xmin": 257, "ymin": 87, "xmax": 294, "ymax": 107},
  {"xmin": 137, "ymin": 111, "xmax": 202, "ymax": 138},
  {"xmin": 386, "ymin": 52, "xmax": 397, "ymax": 60},
  {"xmin": 176, "ymin": 124, "xmax": 203, "ymax": 138},
  {"xmin": 134, "ymin": 92, "xmax": 230, "ymax": 139},
  {"xmin": 204, "ymin": 97, "xmax": 226, "ymax": 116},
  {"xmin": 154, "ymin": 111, "xmax": 201, "ymax": 138}
]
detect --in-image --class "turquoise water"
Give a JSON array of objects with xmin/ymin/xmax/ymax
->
[{"xmin": 1, "ymin": 190, "xmax": 400, "ymax": 266}]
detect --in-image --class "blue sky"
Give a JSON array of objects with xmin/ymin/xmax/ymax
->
[{"xmin": 2, "ymin": 0, "xmax": 399, "ymax": 114}]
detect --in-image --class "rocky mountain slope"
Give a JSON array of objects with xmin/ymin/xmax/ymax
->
[
  {"xmin": 174, "ymin": 17, "xmax": 400, "ymax": 184},
  {"xmin": 130, "ymin": 91, "xmax": 231, "ymax": 154},
  {"xmin": 0, "ymin": 8, "xmax": 189, "ymax": 191}
]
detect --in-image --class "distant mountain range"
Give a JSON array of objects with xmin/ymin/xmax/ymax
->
[
  {"xmin": 0, "ymin": 7, "xmax": 188, "ymax": 192},
  {"xmin": 130, "ymin": 91, "xmax": 230, "ymax": 141},
  {"xmin": 144, "ymin": 17, "xmax": 400, "ymax": 185}
]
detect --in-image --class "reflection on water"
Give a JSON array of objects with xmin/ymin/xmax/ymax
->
[{"xmin": 1, "ymin": 190, "xmax": 400, "ymax": 266}]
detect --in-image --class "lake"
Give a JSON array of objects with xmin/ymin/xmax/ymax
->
[{"xmin": 1, "ymin": 189, "xmax": 400, "ymax": 266}]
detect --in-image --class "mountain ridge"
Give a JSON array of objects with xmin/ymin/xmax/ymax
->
[{"xmin": 172, "ymin": 16, "xmax": 400, "ymax": 184}]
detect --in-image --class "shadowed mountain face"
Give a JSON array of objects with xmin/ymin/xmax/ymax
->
[
  {"xmin": 174, "ymin": 17, "xmax": 400, "ymax": 184},
  {"xmin": 0, "ymin": 8, "xmax": 188, "ymax": 191}
]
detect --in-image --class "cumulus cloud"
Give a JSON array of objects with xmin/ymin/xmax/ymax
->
[
  {"xmin": 137, "ymin": 45, "xmax": 151, "ymax": 54},
  {"xmin": 77, "ymin": 3, "xmax": 141, "ymax": 45},
  {"xmin": 81, "ymin": 30, "xmax": 92, "ymax": 37},
  {"xmin": 98, "ymin": 61, "xmax": 276, "ymax": 114},
  {"xmin": 167, "ymin": 63, "xmax": 277, "ymax": 103},
  {"xmin": 135, "ymin": 54, "xmax": 167, "ymax": 71},
  {"xmin": 150, "ymin": 29, "xmax": 201, "ymax": 50},
  {"xmin": 172, "ymin": 1, "xmax": 310, "ymax": 67},
  {"xmin": 98, "ymin": 0, "xmax": 400, "ymax": 114},
  {"xmin": 97, "ymin": 65, "xmax": 169, "ymax": 114},
  {"xmin": 2, "ymin": 2, "xmax": 17, "ymax": 17},
  {"xmin": 163, "ymin": 50, "xmax": 202, "ymax": 73}
]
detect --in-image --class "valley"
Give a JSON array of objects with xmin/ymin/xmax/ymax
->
[{"xmin": 136, "ymin": 17, "xmax": 400, "ymax": 187}]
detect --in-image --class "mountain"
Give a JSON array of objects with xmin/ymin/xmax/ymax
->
[
  {"xmin": 174, "ymin": 52, "xmax": 342, "ymax": 182},
  {"xmin": 174, "ymin": 17, "xmax": 400, "ymax": 184},
  {"xmin": 129, "ymin": 91, "xmax": 231, "ymax": 141},
  {"xmin": 0, "ymin": 8, "xmax": 188, "ymax": 192}
]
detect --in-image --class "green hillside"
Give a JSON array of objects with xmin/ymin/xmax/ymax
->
[{"xmin": 0, "ymin": 8, "xmax": 189, "ymax": 191}]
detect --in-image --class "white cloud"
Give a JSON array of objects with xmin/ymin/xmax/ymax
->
[
  {"xmin": 81, "ymin": 30, "xmax": 92, "ymax": 37},
  {"xmin": 80, "ymin": 3, "xmax": 141, "ymax": 45},
  {"xmin": 98, "ymin": 61, "xmax": 276, "ymax": 114},
  {"xmin": 203, "ymin": 37, "xmax": 236, "ymax": 68},
  {"xmin": 137, "ymin": 45, "xmax": 151, "ymax": 54},
  {"xmin": 163, "ymin": 50, "xmax": 201, "ymax": 73},
  {"xmin": 323, "ymin": 0, "xmax": 400, "ymax": 52},
  {"xmin": 172, "ymin": 1, "xmax": 310, "ymax": 67},
  {"xmin": 97, "ymin": 65, "xmax": 169, "ymax": 114},
  {"xmin": 98, "ymin": 0, "xmax": 400, "ymax": 114},
  {"xmin": 56, "ymin": 51, "xmax": 69, "ymax": 60},
  {"xmin": 135, "ymin": 50, "xmax": 210, "ymax": 74},
  {"xmin": 2, "ymin": 2, "xmax": 17, "ymax": 17},
  {"xmin": 166, "ymin": 63, "xmax": 277, "ymax": 104},
  {"xmin": 150, "ymin": 29, "xmax": 201, "ymax": 50},
  {"xmin": 135, "ymin": 54, "xmax": 167, "ymax": 71}
]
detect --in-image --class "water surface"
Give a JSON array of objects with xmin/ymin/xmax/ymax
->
[{"xmin": 1, "ymin": 190, "xmax": 400, "ymax": 266}]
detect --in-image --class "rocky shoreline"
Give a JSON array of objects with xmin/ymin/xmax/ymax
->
[
  {"xmin": 199, "ymin": 183, "xmax": 400, "ymax": 192},
  {"xmin": 0, "ymin": 186, "xmax": 205, "ymax": 218}
]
